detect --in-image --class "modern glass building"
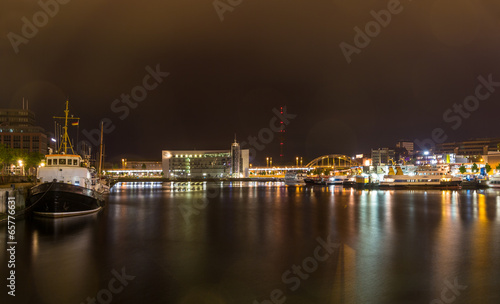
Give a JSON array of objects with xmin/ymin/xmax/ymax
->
[{"xmin": 162, "ymin": 148, "xmax": 249, "ymax": 178}]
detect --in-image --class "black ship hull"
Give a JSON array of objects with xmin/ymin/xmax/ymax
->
[
  {"xmin": 27, "ymin": 182, "xmax": 105, "ymax": 217},
  {"xmin": 378, "ymin": 181, "xmax": 462, "ymax": 190}
]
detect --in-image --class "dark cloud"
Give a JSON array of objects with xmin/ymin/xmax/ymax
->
[{"xmin": 2, "ymin": 0, "xmax": 500, "ymax": 164}]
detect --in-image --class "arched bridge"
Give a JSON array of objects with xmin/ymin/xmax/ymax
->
[{"xmin": 306, "ymin": 154, "xmax": 358, "ymax": 170}]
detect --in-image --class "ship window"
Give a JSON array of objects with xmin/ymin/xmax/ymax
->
[
  {"xmin": 48, "ymin": 159, "xmax": 52, "ymax": 165},
  {"xmin": 73, "ymin": 159, "xmax": 78, "ymax": 165},
  {"xmin": 59, "ymin": 159, "xmax": 66, "ymax": 165},
  {"xmin": 53, "ymin": 159, "xmax": 57, "ymax": 165},
  {"xmin": 68, "ymin": 159, "xmax": 72, "ymax": 165}
]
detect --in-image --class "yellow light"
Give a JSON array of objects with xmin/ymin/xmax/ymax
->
[{"xmin": 18, "ymin": 160, "xmax": 23, "ymax": 166}]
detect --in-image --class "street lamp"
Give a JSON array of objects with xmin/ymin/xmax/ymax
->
[
  {"xmin": 18, "ymin": 160, "xmax": 23, "ymax": 176},
  {"xmin": 296, "ymin": 157, "xmax": 299, "ymax": 167},
  {"xmin": 266, "ymin": 157, "xmax": 269, "ymax": 168}
]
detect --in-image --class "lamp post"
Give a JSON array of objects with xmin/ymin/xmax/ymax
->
[
  {"xmin": 266, "ymin": 157, "xmax": 269, "ymax": 168},
  {"xmin": 296, "ymin": 157, "xmax": 299, "ymax": 167},
  {"xmin": 18, "ymin": 160, "xmax": 23, "ymax": 176}
]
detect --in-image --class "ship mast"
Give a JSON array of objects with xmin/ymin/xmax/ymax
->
[{"xmin": 53, "ymin": 100, "xmax": 80, "ymax": 155}]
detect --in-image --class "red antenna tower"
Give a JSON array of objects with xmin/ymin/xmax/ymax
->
[{"xmin": 280, "ymin": 106, "xmax": 285, "ymax": 163}]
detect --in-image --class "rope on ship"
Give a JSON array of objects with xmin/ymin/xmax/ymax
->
[{"xmin": 0, "ymin": 182, "xmax": 54, "ymax": 223}]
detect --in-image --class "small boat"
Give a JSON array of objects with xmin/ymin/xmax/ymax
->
[
  {"xmin": 488, "ymin": 175, "xmax": 500, "ymax": 188},
  {"xmin": 304, "ymin": 176, "xmax": 327, "ymax": 186},
  {"xmin": 326, "ymin": 175, "xmax": 347, "ymax": 185},
  {"xmin": 284, "ymin": 172, "xmax": 307, "ymax": 186},
  {"xmin": 342, "ymin": 176, "xmax": 356, "ymax": 187},
  {"xmin": 379, "ymin": 165, "xmax": 462, "ymax": 189},
  {"xmin": 26, "ymin": 101, "xmax": 106, "ymax": 217}
]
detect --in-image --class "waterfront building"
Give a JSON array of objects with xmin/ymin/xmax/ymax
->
[
  {"xmin": 231, "ymin": 139, "xmax": 241, "ymax": 177},
  {"xmin": 104, "ymin": 159, "xmax": 164, "ymax": 177},
  {"xmin": 396, "ymin": 140, "xmax": 414, "ymax": 154},
  {"xmin": 371, "ymin": 148, "xmax": 395, "ymax": 165},
  {"xmin": 483, "ymin": 151, "xmax": 500, "ymax": 171},
  {"xmin": 0, "ymin": 107, "xmax": 48, "ymax": 155},
  {"xmin": 120, "ymin": 159, "xmax": 162, "ymax": 170},
  {"xmin": 162, "ymin": 148, "xmax": 250, "ymax": 178},
  {"xmin": 435, "ymin": 138, "xmax": 500, "ymax": 156},
  {"xmin": 414, "ymin": 151, "xmax": 468, "ymax": 166}
]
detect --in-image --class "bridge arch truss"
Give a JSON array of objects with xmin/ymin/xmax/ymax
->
[{"xmin": 305, "ymin": 154, "xmax": 358, "ymax": 170}]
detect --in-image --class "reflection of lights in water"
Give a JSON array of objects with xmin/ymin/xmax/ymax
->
[
  {"xmin": 478, "ymin": 194, "xmax": 487, "ymax": 223},
  {"xmin": 32, "ymin": 216, "xmax": 98, "ymax": 303},
  {"xmin": 32, "ymin": 229, "xmax": 39, "ymax": 258}
]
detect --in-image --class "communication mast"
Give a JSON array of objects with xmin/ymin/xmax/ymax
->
[{"xmin": 279, "ymin": 106, "xmax": 285, "ymax": 164}]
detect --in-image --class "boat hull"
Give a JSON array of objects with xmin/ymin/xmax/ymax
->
[
  {"xmin": 379, "ymin": 181, "xmax": 462, "ymax": 190},
  {"xmin": 304, "ymin": 178, "xmax": 326, "ymax": 186},
  {"xmin": 27, "ymin": 182, "xmax": 105, "ymax": 217}
]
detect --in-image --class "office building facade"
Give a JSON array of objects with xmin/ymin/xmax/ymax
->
[
  {"xmin": 0, "ymin": 108, "xmax": 48, "ymax": 154},
  {"xmin": 435, "ymin": 138, "xmax": 500, "ymax": 156},
  {"xmin": 162, "ymin": 148, "xmax": 250, "ymax": 178},
  {"xmin": 396, "ymin": 140, "xmax": 414, "ymax": 154},
  {"xmin": 371, "ymin": 148, "xmax": 395, "ymax": 165}
]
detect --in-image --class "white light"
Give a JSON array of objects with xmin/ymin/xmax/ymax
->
[
  {"xmin": 51, "ymin": 138, "xmax": 56, "ymax": 142},
  {"xmin": 424, "ymin": 151, "xmax": 429, "ymax": 156}
]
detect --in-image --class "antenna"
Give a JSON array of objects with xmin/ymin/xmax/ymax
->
[{"xmin": 280, "ymin": 106, "xmax": 285, "ymax": 163}]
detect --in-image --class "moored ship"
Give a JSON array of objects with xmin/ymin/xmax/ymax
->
[
  {"xmin": 488, "ymin": 175, "xmax": 500, "ymax": 188},
  {"xmin": 326, "ymin": 175, "xmax": 348, "ymax": 185},
  {"xmin": 379, "ymin": 165, "xmax": 462, "ymax": 189},
  {"xmin": 26, "ymin": 101, "xmax": 106, "ymax": 217},
  {"xmin": 284, "ymin": 172, "xmax": 307, "ymax": 186}
]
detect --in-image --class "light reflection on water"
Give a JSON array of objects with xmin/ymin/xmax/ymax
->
[{"xmin": 0, "ymin": 183, "xmax": 499, "ymax": 304}]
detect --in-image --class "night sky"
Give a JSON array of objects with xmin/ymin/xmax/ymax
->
[{"xmin": 2, "ymin": 0, "xmax": 500, "ymax": 164}]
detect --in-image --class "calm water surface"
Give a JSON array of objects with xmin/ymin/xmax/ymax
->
[{"xmin": 1, "ymin": 182, "xmax": 500, "ymax": 304}]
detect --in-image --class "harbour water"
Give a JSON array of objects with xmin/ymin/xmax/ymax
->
[{"xmin": 2, "ymin": 182, "xmax": 500, "ymax": 304}]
